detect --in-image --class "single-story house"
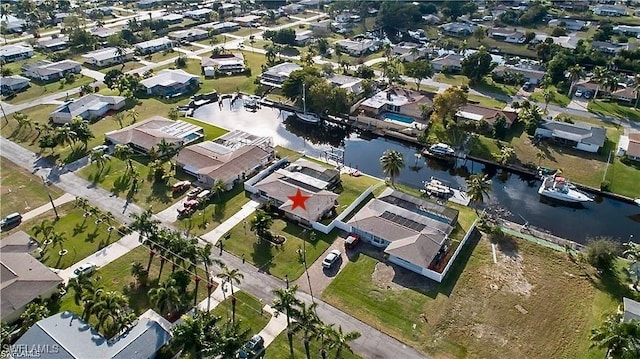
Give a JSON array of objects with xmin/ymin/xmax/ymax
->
[
  {"xmin": 488, "ymin": 28, "xmax": 526, "ymax": 44},
  {"xmin": 162, "ymin": 13, "xmax": 184, "ymax": 25},
  {"xmin": 233, "ymin": 15, "xmax": 261, "ymax": 27},
  {"xmin": 252, "ymin": 159, "xmax": 340, "ymax": 225},
  {"xmin": 623, "ymin": 297, "xmax": 640, "ymax": 323},
  {"xmin": 347, "ymin": 188, "xmax": 458, "ymax": 281},
  {"xmin": 169, "ymin": 28, "xmax": 209, "ymax": 43},
  {"xmin": 134, "ymin": 37, "xmax": 173, "ymax": 55},
  {"xmin": 391, "ymin": 42, "xmax": 428, "ymax": 62},
  {"xmin": 197, "ymin": 21, "xmax": 240, "ymax": 34},
  {"xmin": 535, "ymin": 120, "xmax": 607, "ymax": 153},
  {"xmin": 439, "ymin": 22, "xmax": 474, "ymax": 37},
  {"xmin": 617, "ymin": 132, "xmax": 640, "ymax": 161},
  {"xmin": 335, "ymin": 39, "xmax": 379, "ymax": 56},
  {"xmin": 137, "ymin": 0, "xmax": 161, "ymax": 9},
  {"xmin": 259, "ymin": 62, "xmax": 302, "ymax": 87},
  {"xmin": 36, "ymin": 36, "xmax": 69, "ymax": 52},
  {"xmin": 139, "ymin": 69, "xmax": 200, "ymax": 98},
  {"xmin": 21, "ymin": 60, "xmax": 81, "ymax": 82},
  {"xmin": 281, "ymin": 3, "xmax": 305, "ymax": 14},
  {"xmin": 177, "ymin": 130, "xmax": 274, "ymax": 189},
  {"xmin": 219, "ymin": 3, "xmax": 240, "ymax": 16},
  {"xmin": 614, "ymin": 25, "xmax": 640, "ymax": 37},
  {"xmin": 593, "ymin": 5, "xmax": 627, "ymax": 16},
  {"xmin": 90, "ymin": 27, "xmax": 120, "ymax": 42},
  {"xmin": 0, "ymin": 75, "xmax": 30, "ymax": 95},
  {"xmin": 184, "ymin": 9, "xmax": 213, "ymax": 20},
  {"xmin": 455, "ymin": 104, "xmax": 518, "ymax": 128},
  {"xmin": 201, "ymin": 52, "xmax": 245, "ymax": 77},
  {"xmin": 422, "ymin": 14, "xmax": 441, "ymax": 25},
  {"xmin": 295, "ymin": 30, "xmax": 313, "ymax": 46},
  {"xmin": 548, "ymin": 19, "xmax": 588, "ymax": 31},
  {"xmin": 106, "ymin": 116, "xmax": 204, "ymax": 154},
  {"xmin": 299, "ymin": 0, "xmax": 324, "ymax": 8},
  {"xmin": 431, "ymin": 53, "xmax": 464, "ymax": 72},
  {"xmin": 358, "ymin": 87, "xmax": 433, "ymax": 122},
  {"xmin": 0, "ymin": 14, "xmax": 25, "ymax": 33},
  {"xmin": 327, "ymin": 74, "xmax": 364, "ymax": 95},
  {"xmin": 12, "ymin": 309, "xmax": 172, "ymax": 358},
  {"xmin": 591, "ymin": 41, "xmax": 628, "ymax": 54},
  {"xmin": 574, "ymin": 80, "xmax": 601, "ymax": 94},
  {"xmin": 50, "ymin": 94, "xmax": 126, "ymax": 124},
  {"xmin": 0, "ymin": 44, "xmax": 33, "ymax": 63},
  {"xmin": 52, "ymin": 12, "xmax": 71, "ymax": 24},
  {"xmin": 310, "ymin": 20, "xmax": 331, "ymax": 37},
  {"xmin": 81, "ymin": 47, "xmax": 135, "ymax": 67},
  {"xmin": 1, "ymin": 231, "xmax": 63, "ymax": 323},
  {"xmin": 493, "ymin": 64, "xmax": 546, "ymax": 85},
  {"xmin": 611, "ymin": 86, "xmax": 638, "ymax": 103}
]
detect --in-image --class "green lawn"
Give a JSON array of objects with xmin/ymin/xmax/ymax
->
[
  {"xmin": 223, "ymin": 218, "xmax": 337, "ymax": 280},
  {"xmin": 588, "ymin": 100, "xmax": 640, "ymax": 122},
  {"xmin": 58, "ymin": 245, "xmax": 210, "ymax": 326},
  {"xmin": 175, "ymin": 184, "xmax": 251, "ymax": 236},
  {"xmin": 26, "ymin": 203, "xmax": 123, "ymax": 269},
  {"xmin": 5, "ymin": 75, "xmax": 95, "ymax": 104},
  {"xmin": 604, "ymin": 157, "xmax": 640, "ymax": 198},
  {"xmin": 182, "ymin": 116, "xmax": 229, "ymax": 140},
  {"xmin": 323, "ymin": 234, "xmax": 632, "ymax": 358},
  {"xmin": 334, "ymin": 174, "xmax": 383, "ymax": 215},
  {"xmin": 529, "ymin": 86, "xmax": 571, "ymax": 108},
  {"xmin": 274, "ymin": 146, "xmax": 304, "ymax": 162},
  {"xmin": 266, "ymin": 330, "xmax": 362, "ymax": 359},
  {"xmin": 0, "ymin": 157, "xmax": 64, "ymax": 217},
  {"xmin": 468, "ymin": 94, "xmax": 507, "ymax": 109},
  {"xmin": 94, "ymin": 61, "xmax": 144, "ymax": 74},
  {"xmin": 144, "ymin": 51, "xmax": 179, "ymax": 64},
  {"xmin": 210, "ymin": 291, "xmax": 271, "ymax": 335},
  {"xmin": 433, "ymin": 74, "xmax": 467, "ymax": 87}
]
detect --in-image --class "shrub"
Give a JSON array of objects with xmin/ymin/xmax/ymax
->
[
  {"xmin": 600, "ymin": 180, "xmax": 610, "ymax": 191},
  {"xmin": 585, "ymin": 237, "xmax": 620, "ymax": 271}
]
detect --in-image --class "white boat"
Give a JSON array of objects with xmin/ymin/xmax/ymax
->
[
  {"xmin": 428, "ymin": 143, "xmax": 455, "ymax": 156},
  {"xmin": 295, "ymin": 83, "xmax": 321, "ymax": 124},
  {"xmin": 634, "ymin": 198, "xmax": 640, "ymax": 206},
  {"xmin": 538, "ymin": 175, "xmax": 593, "ymax": 203},
  {"xmin": 424, "ymin": 177, "xmax": 451, "ymax": 197}
]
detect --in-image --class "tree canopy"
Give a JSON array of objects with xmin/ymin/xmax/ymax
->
[{"xmin": 461, "ymin": 47, "xmax": 496, "ymax": 84}]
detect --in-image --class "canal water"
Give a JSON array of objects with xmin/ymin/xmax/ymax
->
[{"xmin": 193, "ymin": 99, "xmax": 640, "ymax": 244}]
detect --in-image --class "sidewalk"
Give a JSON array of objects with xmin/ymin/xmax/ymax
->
[
  {"xmin": 258, "ymin": 305, "xmax": 288, "ymax": 347},
  {"xmin": 21, "ymin": 193, "xmax": 76, "ymax": 222},
  {"xmin": 200, "ymin": 200, "xmax": 261, "ymax": 244},
  {"xmin": 56, "ymin": 232, "xmax": 142, "ymax": 284}
]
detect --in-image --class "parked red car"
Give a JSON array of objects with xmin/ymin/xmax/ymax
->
[{"xmin": 344, "ymin": 234, "xmax": 360, "ymax": 249}]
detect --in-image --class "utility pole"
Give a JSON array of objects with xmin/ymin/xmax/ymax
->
[
  {"xmin": 42, "ymin": 176, "xmax": 59, "ymax": 219},
  {"xmin": 602, "ymin": 150, "xmax": 613, "ymax": 182}
]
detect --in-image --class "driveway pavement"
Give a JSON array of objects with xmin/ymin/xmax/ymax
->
[
  {"xmin": 200, "ymin": 200, "xmax": 261, "ymax": 245},
  {"xmin": 293, "ymin": 235, "xmax": 348, "ymax": 297}
]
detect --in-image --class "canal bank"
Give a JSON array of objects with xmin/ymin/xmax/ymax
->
[{"xmin": 193, "ymin": 97, "xmax": 640, "ymax": 244}]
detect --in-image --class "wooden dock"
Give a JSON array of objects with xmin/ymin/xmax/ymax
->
[{"xmin": 448, "ymin": 188, "xmax": 470, "ymax": 206}]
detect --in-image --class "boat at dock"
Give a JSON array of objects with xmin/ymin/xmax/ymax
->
[
  {"xmin": 423, "ymin": 177, "xmax": 452, "ymax": 197},
  {"xmin": 538, "ymin": 175, "xmax": 593, "ymax": 203},
  {"xmin": 295, "ymin": 83, "xmax": 322, "ymax": 124}
]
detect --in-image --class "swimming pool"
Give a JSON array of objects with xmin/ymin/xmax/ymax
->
[
  {"xmin": 184, "ymin": 132, "xmax": 203, "ymax": 142},
  {"xmin": 384, "ymin": 112, "xmax": 415, "ymax": 124}
]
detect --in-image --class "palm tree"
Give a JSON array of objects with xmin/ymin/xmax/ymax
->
[
  {"xmin": 623, "ymin": 241, "xmax": 640, "ymax": 261},
  {"xmin": 114, "ymin": 46, "xmax": 127, "ymax": 70},
  {"xmin": 331, "ymin": 326, "xmax": 361, "ymax": 359},
  {"xmin": 113, "ymin": 144, "xmax": 134, "ymax": 171},
  {"xmin": 90, "ymin": 148, "xmax": 110, "ymax": 174},
  {"xmin": 128, "ymin": 109, "xmax": 139, "ymax": 124},
  {"xmin": 466, "ymin": 174, "xmax": 493, "ymax": 213},
  {"xmin": 172, "ymin": 310, "xmax": 220, "ymax": 358},
  {"xmin": 315, "ymin": 323, "xmax": 336, "ymax": 359},
  {"xmin": 74, "ymin": 197, "xmax": 88, "ymax": 210},
  {"xmin": 19, "ymin": 303, "xmax": 50, "ymax": 334},
  {"xmin": 130, "ymin": 208, "xmax": 160, "ymax": 245},
  {"xmin": 50, "ymin": 231, "xmax": 66, "ymax": 255},
  {"xmin": 292, "ymin": 302, "xmax": 320, "ymax": 359},
  {"xmin": 592, "ymin": 66, "xmax": 609, "ymax": 100},
  {"xmin": 272, "ymin": 285, "xmax": 302, "ymax": 358},
  {"xmin": 379, "ymin": 150, "xmax": 405, "ymax": 187},
  {"xmin": 567, "ymin": 64, "xmax": 585, "ymax": 96},
  {"xmin": 536, "ymin": 151, "xmax": 545, "ymax": 166},
  {"xmin": 494, "ymin": 146, "xmax": 515, "ymax": 165},
  {"xmin": 211, "ymin": 179, "xmax": 226, "ymax": 201},
  {"xmin": 55, "ymin": 125, "xmax": 77, "ymax": 148},
  {"xmin": 94, "ymin": 290, "xmax": 128, "ymax": 335},
  {"xmin": 196, "ymin": 243, "xmax": 220, "ymax": 310},
  {"xmin": 216, "ymin": 267, "xmax": 244, "ymax": 324},
  {"xmin": 250, "ymin": 210, "xmax": 273, "ymax": 240},
  {"xmin": 131, "ymin": 261, "xmax": 148, "ymax": 288},
  {"xmin": 602, "ymin": 73, "xmax": 620, "ymax": 99},
  {"xmin": 149, "ymin": 279, "xmax": 183, "ymax": 318},
  {"xmin": 590, "ymin": 313, "xmax": 640, "ymax": 358},
  {"xmin": 113, "ymin": 112, "xmax": 125, "ymax": 129},
  {"xmin": 542, "ymin": 88, "xmax": 553, "ymax": 113},
  {"xmin": 32, "ymin": 220, "xmax": 55, "ymax": 247}
]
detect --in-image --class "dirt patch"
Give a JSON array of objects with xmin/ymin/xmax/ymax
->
[
  {"xmin": 486, "ymin": 249, "xmax": 534, "ymax": 297},
  {"xmin": 471, "ymin": 324, "xmax": 508, "ymax": 347},
  {"xmin": 371, "ymin": 262, "xmax": 407, "ymax": 291}
]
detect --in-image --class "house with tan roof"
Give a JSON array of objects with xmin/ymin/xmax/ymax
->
[
  {"xmin": 105, "ymin": 116, "xmax": 204, "ymax": 154},
  {"xmin": 139, "ymin": 69, "xmax": 200, "ymax": 98},
  {"xmin": 358, "ymin": 87, "xmax": 434, "ymax": 123},
  {"xmin": 455, "ymin": 103, "xmax": 518, "ymax": 128},
  {"xmin": 251, "ymin": 159, "xmax": 340, "ymax": 225},
  {"xmin": 347, "ymin": 188, "xmax": 459, "ymax": 281},
  {"xmin": 617, "ymin": 132, "xmax": 640, "ymax": 162},
  {"xmin": 177, "ymin": 130, "xmax": 274, "ymax": 189},
  {"xmin": 1, "ymin": 231, "xmax": 63, "ymax": 323}
]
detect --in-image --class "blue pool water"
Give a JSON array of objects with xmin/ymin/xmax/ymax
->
[
  {"xmin": 184, "ymin": 132, "xmax": 203, "ymax": 142},
  {"xmin": 384, "ymin": 112, "xmax": 415, "ymax": 124}
]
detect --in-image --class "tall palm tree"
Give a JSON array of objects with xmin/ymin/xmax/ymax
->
[
  {"xmin": 113, "ymin": 112, "xmax": 125, "ymax": 129},
  {"xmin": 196, "ymin": 243, "xmax": 218, "ymax": 309},
  {"xmin": 379, "ymin": 150, "xmax": 405, "ymax": 187},
  {"xmin": 81, "ymin": 286, "xmax": 104, "ymax": 322},
  {"xmin": 272, "ymin": 285, "xmax": 302, "ymax": 358},
  {"xmin": 211, "ymin": 179, "xmax": 226, "ymax": 201},
  {"xmin": 50, "ymin": 231, "xmax": 66, "ymax": 255},
  {"xmin": 590, "ymin": 313, "xmax": 640, "ymax": 358},
  {"xmin": 292, "ymin": 302, "xmax": 320, "ymax": 359},
  {"xmin": 55, "ymin": 125, "xmax": 77, "ymax": 148},
  {"xmin": 315, "ymin": 323, "xmax": 336, "ymax": 359},
  {"xmin": 32, "ymin": 220, "xmax": 55, "ymax": 247},
  {"xmin": 250, "ymin": 210, "xmax": 273, "ymax": 239},
  {"xmin": 127, "ymin": 109, "xmax": 139, "ymax": 124},
  {"xmin": 331, "ymin": 326, "xmax": 361, "ymax": 359},
  {"xmin": 172, "ymin": 309, "xmax": 220, "ymax": 358},
  {"xmin": 19, "ymin": 303, "xmax": 50, "ymax": 334},
  {"xmin": 74, "ymin": 197, "xmax": 89, "ymax": 210},
  {"xmin": 216, "ymin": 267, "xmax": 244, "ymax": 324},
  {"xmin": 542, "ymin": 88, "xmax": 553, "ymax": 113},
  {"xmin": 90, "ymin": 148, "xmax": 110, "ymax": 175},
  {"xmin": 130, "ymin": 208, "xmax": 160, "ymax": 245},
  {"xmin": 592, "ymin": 66, "xmax": 609, "ymax": 100},
  {"xmin": 94, "ymin": 290, "xmax": 128, "ymax": 334},
  {"xmin": 465, "ymin": 174, "xmax": 492, "ymax": 213},
  {"xmin": 602, "ymin": 74, "xmax": 620, "ymax": 99},
  {"xmin": 536, "ymin": 151, "xmax": 545, "ymax": 166},
  {"xmin": 131, "ymin": 261, "xmax": 147, "ymax": 288},
  {"xmin": 149, "ymin": 279, "xmax": 182, "ymax": 318},
  {"xmin": 567, "ymin": 64, "xmax": 585, "ymax": 96}
]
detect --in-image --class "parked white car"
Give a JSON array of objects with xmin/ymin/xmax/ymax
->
[
  {"xmin": 71, "ymin": 262, "xmax": 96, "ymax": 278},
  {"xmin": 322, "ymin": 250, "xmax": 341, "ymax": 268}
]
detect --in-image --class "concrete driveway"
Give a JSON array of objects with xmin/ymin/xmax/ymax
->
[{"xmin": 294, "ymin": 235, "xmax": 349, "ymax": 297}]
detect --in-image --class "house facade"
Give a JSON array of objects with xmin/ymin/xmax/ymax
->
[
  {"xmin": 81, "ymin": 47, "xmax": 135, "ymax": 67},
  {"xmin": 488, "ymin": 28, "xmax": 526, "ymax": 44},
  {"xmin": 455, "ymin": 104, "xmax": 518, "ymax": 128},
  {"xmin": 535, "ymin": 120, "xmax": 607, "ymax": 153},
  {"xmin": 21, "ymin": 60, "xmax": 81, "ymax": 82},
  {"xmin": 391, "ymin": 42, "xmax": 428, "ymax": 62},
  {"xmin": 358, "ymin": 87, "xmax": 433, "ymax": 123},
  {"xmin": 0, "ymin": 44, "xmax": 33, "ymax": 63},
  {"xmin": 201, "ymin": 52, "xmax": 246, "ymax": 77},
  {"xmin": 134, "ymin": 37, "xmax": 173, "ymax": 55},
  {"xmin": 617, "ymin": 132, "xmax": 640, "ymax": 161},
  {"xmin": 36, "ymin": 36, "xmax": 69, "ymax": 52},
  {"xmin": 140, "ymin": 69, "xmax": 200, "ymax": 98},
  {"xmin": 50, "ymin": 94, "xmax": 126, "ymax": 124},
  {"xmin": 259, "ymin": 62, "xmax": 302, "ymax": 87},
  {"xmin": 0, "ymin": 75, "xmax": 30, "ymax": 95},
  {"xmin": 106, "ymin": 116, "xmax": 204, "ymax": 154},
  {"xmin": 493, "ymin": 63, "xmax": 546, "ymax": 85},
  {"xmin": 439, "ymin": 22, "xmax": 474, "ymax": 37},
  {"xmin": 169, "ymin": 28, "xmax": 209, "ymax": 43},
  {"xmin": 593, "ymin": 5, "xmax": 627, "ymax": 16},
  {"xmin": 431, "ymin": 53, "xmax": 464, "ymax": 72},
  {"xmin": 335, "ymin": 39, "xmax": 379, "ymax": 56}
]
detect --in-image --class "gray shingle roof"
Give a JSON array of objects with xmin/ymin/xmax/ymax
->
[
  {"xmin": 51, "ymin": 94, "xmax": 125, "ymax": 118},
  {"xmin": 1, "ymin": 75, "xmax": 30, "ymax": 87},
  {"xmin": 623, "ymin": 297, "xmax": 640, "ymax": 323},
  {"xmin": 540, "ymin": 120, "xmax": 607, "ymax": 146},
  {"xmin": 140, "ymin": 69, "xmax": 199, "ymax": 89}
]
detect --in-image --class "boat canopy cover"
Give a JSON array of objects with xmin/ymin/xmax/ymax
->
[{"xmin": 555, "ymin": 177, "xmax": 566, "ymax": 182}]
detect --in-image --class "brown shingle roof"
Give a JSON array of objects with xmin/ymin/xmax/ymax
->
[{"xmin": 459, "ymin": 104, "xmax": 517, "ymax": 126}]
